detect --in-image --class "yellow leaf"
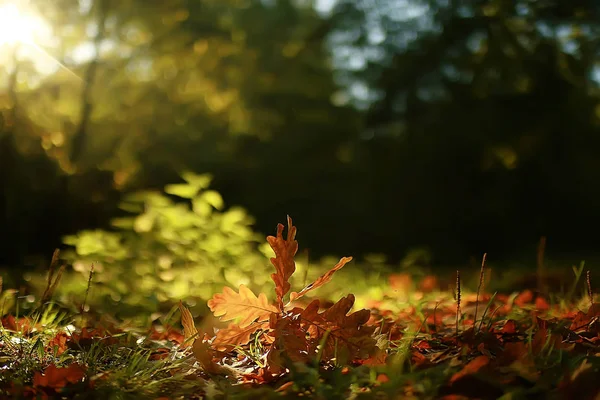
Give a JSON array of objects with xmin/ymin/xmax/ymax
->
[{"xmin": 178, "ymin": 301, "xmax": 198, "ymax": 347}]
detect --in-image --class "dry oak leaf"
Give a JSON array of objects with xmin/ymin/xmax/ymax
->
[
  {"xmin": 293, "ymin": 294, "xmax": 376, "ymax": 363},
  {"xmin": 208, "ymin": 284, "xmax": 278, "ymax": 328},
  {"xmin": 212, "ymin": 322, "xmax": 270, "ymax": 351},
  {"xmin": 289, "ymin": 256, "xmax": 353, "ymax": 303},
  {"xmin": 267, "ymin": 313, "xmax": 311, "ymax": 374},
  {"xmin": 267, "ymin": 216, "xmax": 298, "ymax": 310}
]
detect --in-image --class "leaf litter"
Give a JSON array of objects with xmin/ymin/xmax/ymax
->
[{"xmin": 0, "ymin": 216, "xmax": 599, "ymax": 398}]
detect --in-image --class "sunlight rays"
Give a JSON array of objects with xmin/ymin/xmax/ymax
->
[{"xmin": 0, "ymin": 2, "xmax": 81, "ymax": 81}]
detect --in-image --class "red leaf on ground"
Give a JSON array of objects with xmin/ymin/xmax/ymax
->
[
  {"xmin": 450, "ymin": 355, "xmax": 490, "ymax": 384},
  {"xmin": 360, "ymin": 348, "xmax": 388, "ymax": 365},
  {"xmin": 47, "ymin": 332, "xmax": 69, "ymax": 356},
  {"xmin": 498, "ymin": 341, "xmax": 529, "ymax": 365},
  {"xmin": 514, "ymin": 290, "xmax": 534, "ymax": 307},
  {"xmin": 501, "ymin": 320, "xmax": 517, "ymax": 334},
  {"xmin": 1, "ymin": 315, "xmax": 34, "ymax": 333},
  {"xmin": 535, "ymin": 297, "xmax": 550, "ymax": 311},
  {"xmin": 33, "ymin": 364, "xmax": 85, "ymax": 389},
  {"xmin": 531, "ymin": 327, "xmax": 565, "ymax": 355},
  {"xmin": 148, "ymin": 325, "xmax": 185, "ymax": 344}
]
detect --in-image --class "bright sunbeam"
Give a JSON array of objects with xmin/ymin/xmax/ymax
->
[
  {"xmin": 0, "ymin": 3, "xmax": 39, "ymax": 45},
  {"xmin": 0, "ymin": 2, "xmax": 81, "ymax": 80}
]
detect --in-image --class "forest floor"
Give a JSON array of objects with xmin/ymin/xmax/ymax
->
[{"xmin": 1, "ymin": 221, "xmax": 599, "ymax": 399}]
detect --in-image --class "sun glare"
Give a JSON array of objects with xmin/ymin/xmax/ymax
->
[
  {"xmin": 0, "ymin": 3, "xmax": 45, "ymax": 46},
  {"xmin": 0, "ymin": 2, "xmax": 82, "ymax": 80}
]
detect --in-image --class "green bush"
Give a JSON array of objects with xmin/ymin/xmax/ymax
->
[{"xmin": 54, "ymin": 172, "xmax": 277, "ymax": 316}]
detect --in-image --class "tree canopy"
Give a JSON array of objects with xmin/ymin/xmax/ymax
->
[{"xmin": 1, "ymin": 0, "xmax": 600, "ymax": 267}]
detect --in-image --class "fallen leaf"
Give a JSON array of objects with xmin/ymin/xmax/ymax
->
[
  {"xmin": 211, "ymin": 322, "xmax": 268, "ymax": 351},
  {"xmin": 192, "ymin": 339, "xmax": 226, "ymax": 374},
  {"xmin": 295, "ymin": 294, "xmax": 376, "ymax": 364},
  {"xmin": 450, "ymin": 355, "xmax": 490, "ymax": 384},
  {"xmin": 48, "ymin": 332, "xmax": 68, "ymax": 356},
  {"xmin": 208, "ymin": 285, "xmax": 278, "ymax": 328},
  {"xmin": 33, "ymin": 364, "xmax": 85, "ymax": 389},
  {"xmin": 500, "ymin": 319, "xmax": 517, "ymax": 334},
  {"xmin": 514, "ymin": 290, "xmax": 534, "ymax": 307},
  {"xmin": 148, "ymin": 325, "xmax": 185, "ymax": 344},
  {"xmin": 178, "ymin": 301, "xmax": 198, "ymax": 347}
]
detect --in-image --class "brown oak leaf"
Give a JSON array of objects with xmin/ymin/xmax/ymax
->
[
  {"xmin": 212, "ymin": 322, "xmax": 270, "ymax": 351},
  {"xmin": 267, "ymin": 313, "xmax": 311, "ymax": 373},
  {"xmin": 208, "ymin": 284, "xmax": 278, "ymax": 328},
  {"xmin": 288, "ymin": 294, "xmax": 376, "ymax": 364},
  {"xmin": 289, "ymin": 256, "xmax": 353, "ymax": 303},
  {"xmin": 267, "ymin": 216, "xmax": 298, "ymax": 310}
]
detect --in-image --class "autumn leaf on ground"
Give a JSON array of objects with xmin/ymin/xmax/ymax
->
[
  {"xmin": 267, "ymin": 216, "xmax": 298, "ymax": 310},
  {"xmin": 450, "ymin": 355, "xmax": 490, "ymax": 384},
  {"xmin": 208, "ymin": 284, "xmax": 278, "ymax": 328},
  {"xmin": 179, "ymin": 301, "xmax": 198, "ymax": 347},
  {"xmin": 33, "ymin": 364, "xmax": 86, "ymax": 389},
  {"xmin": 280, "ymin": 294, "xmax": 376, "ymax": 365},
  {"xmin": 48, "ymin": 332, "xmax": 69, "ymax": 356},
  {"xmin": 212, "ymin": 322, "xmax": 270, "ymax": 351},
  {"xmin": 192, "ymin": 338, "xmax": 230, "ymax": 375},
  {"xmin": 289, "ymin": 256, "xmax": 353, "ymax": 303},
  {"xmin": 267, "ymin": 313, "xmax": 310, "ymax": 372}
]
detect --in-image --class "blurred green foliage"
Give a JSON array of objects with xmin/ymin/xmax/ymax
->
[
  {"xmin": 52, "ymin": 173, "xmax": 275, "ymax": 315},
  {"xmin": 45, "ymin": 172, "xmax": 393, "ymax": 316}
]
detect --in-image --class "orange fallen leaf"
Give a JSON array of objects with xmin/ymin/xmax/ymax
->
[
  {"xmin": 48, "ymin": 332, "xmax": 68, "ymax": 356},
  {"xmin": 501, "ymin": 319, "xmax": 517, "ymax": 334},
  {"xmin": 450, "ymin": 355, "xmax": 490, "ymax": 384},
  {"xmin": 208, "ymin": 285, "xmax": 278, "ymax": 328},
  {"xmin": 33, "ymin": 364, "xmax": 85, "ymax": 389},
  {"xmin": 192, "ymin": 339, "xmax": 227, "ymax": 374},
  {"xmin": 212, "ymin": 322, "xmax": 269, "ymax": 351}
]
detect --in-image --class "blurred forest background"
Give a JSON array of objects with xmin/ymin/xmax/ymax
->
[{"xmin": 2, "ymin": 0, "xmax": 600, "ymax": 271}]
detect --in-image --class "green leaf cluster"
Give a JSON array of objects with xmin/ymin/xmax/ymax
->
[{"xmin": 55, "ymin": 173, "xmax": 272, "ymax": 316}]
